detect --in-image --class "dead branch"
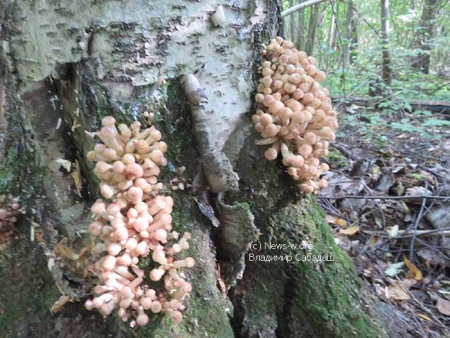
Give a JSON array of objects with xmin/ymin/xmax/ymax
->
[
  {"xmin": 330, "ymin": 142, "xmax": 362, "ymax": 161},
  {"xmin": 281, "ymin": 0, "xmax": 328, "ymax": 17},
  {"xmin": 396, "ymin": 277, "xmax": 447, "ymax": 329},
  {"xmin": 362, "ymin": 228, "xmax": 450, "ymax": 238},
  {"xmin": 333, "ymin": 96, "xmax": 450, "ymax": 115},
  {"xmin": 318, "ymin": 195, "xmax": 450, "ymax": 201},
  {"xmin": 409, "ymin": 183, "xmax": 429, "ymax": 261}
]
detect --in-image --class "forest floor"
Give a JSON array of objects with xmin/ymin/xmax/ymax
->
[{"xmin": 319, "ymin": 102, "xmax": 450, "ymax": 337}]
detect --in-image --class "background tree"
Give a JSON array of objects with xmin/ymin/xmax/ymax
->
[
  {"xmin": 411, "ymin": 0, "xmax": 443, "ymax": 73},
  {"xmin": 380, "ymin": 0, "xmax": 392, "ymax": 90},
  {"xmin": 283, "ymin": 0, "xmax": 450, "ymax": 102},
  {"xmin": 342, "ymin": 0, "xmax": 355, "ymax": 71}
]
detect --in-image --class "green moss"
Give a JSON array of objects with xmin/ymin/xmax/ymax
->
[
  {"xmin": 227, "ymin": 131, "xmax": 385, "ymax": 337},
  {"xmin": 232, "ymin": 197, "xmax": 383, "ymax": 337},
  {"xmin": 274, "ymin": 200, "xmax": 380, "ymax": 337},
  {"xmin": 0, "ymin": 104, "xmax": 61, "ymax": 337},
  {"xmin": 0, "ymin": 233, "xmax": 60, "ymax": 337},
  {"xmin": 0, "ymin": 138, "xmax": 45, "ymax": 211}
]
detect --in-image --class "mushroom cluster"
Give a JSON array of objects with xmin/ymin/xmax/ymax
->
[
  {"xmin": 0, "ymin": 195, "xmax": 20, "ymax": 246},
  {"xmin": 85, "ymin": 116, "xmax": 195, "ymax": 327},
  {"xmin": 253, "ymin": 37, "xmax": 338, "ymax": 193}
]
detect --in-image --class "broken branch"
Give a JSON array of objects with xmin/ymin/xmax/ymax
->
[{"xmin": 282, "ymin": 0, "xmax": 328, "ymax": 18}]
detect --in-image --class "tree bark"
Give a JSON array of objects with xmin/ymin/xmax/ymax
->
[
  {"xmin": 288, "ymin": 0, "xmax": 297, "ymax": 48},
  {"xmin": 380, "ymin": 0, "xmax": 392, "ymax": 89},
  {"xmin": 0, "ymin": 1, "xmax": 388, "ymax": 337},
  {"xmin": 411, "ymin": 0, "xmax": 442, "ymax": 74},
  {"xmin": 343, "ymin": 0, "xmax": 358, "ymax": 70},
  {"xmin": 298, "ymin": 2, "xmax": 307, "ymax": 51},
  {"xmin": 305, "ymin": 4, "xmax": 321, "ymax": 56},
  {"xmin": 342, "ymin": 0, "xmax": 353, "ymax": 71},
  {"xmin": 324, "ymin": 0, "xmax": 337, "ymax": 72}
]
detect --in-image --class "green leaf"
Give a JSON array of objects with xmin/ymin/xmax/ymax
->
[{"xmin": 422, "ymin": 119, "xmax": 450, "ymax": 127}]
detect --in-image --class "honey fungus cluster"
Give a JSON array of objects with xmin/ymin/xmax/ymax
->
[{"xmin": 253, "ymin": 37, "xmax": 338, "ymax": 193}]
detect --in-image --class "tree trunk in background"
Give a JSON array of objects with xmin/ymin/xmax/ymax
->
[
  {"xmin": 350, "ymin": 7, "xmax": 359, "ymax": 66},
  {"xmin": 0, "ymin": 1, "xmax": 390, "ymax": 337},
  {"xmin": 411, "ymin": 0, "xmax": 442, "ymax": 74},
  {"xmin": 298, "ymin": 2, "xmax": 306, "ymax": 51},
  {"xmin": 324, "ymin": 0, "xmax": 337, "ymax": 72},
  {"xmin": 342, "ymin": 0, "xmax": 354, "ymax": 71},
  {"xmin": 380, "ymin": 0, "xmax": 392, "ymax": 89},
  {"xmin": 288, "ymin": 0, "xmax": 298, "ymax": 48},
  {"xmin": 305, "ymin": 4, "xmax": 320, "ymax": 56}
]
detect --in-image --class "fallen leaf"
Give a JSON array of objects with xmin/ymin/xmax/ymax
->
[
  {"xmin": 325, "ymin": 215, "xmax": 348, "ymax": 227},
  {"xmin": 346, "ymin": 104, "xmax": 362, "ymax": 114},
  {"xmin": 437, "ymin": 297, "xmax": 450, "ymax": 316},
  {"xmin": 325, "ymin": 214, "xmax": 335, "ymax": 223},
  {"xmin": 335, "ymin": 218, "xmax": 348, "ymax": 227},
  {"xmin": 388, "ymin": 281, "xmax": 411, "ymax": 301},
  {"xmin": 385, "ymin": 262, "xmax": 404, "ymax": 277},
  {"xmin": 71, "ymin": 160, "xmax": 82, "ymax": 197},
  {"xmin": 374, "ymin": 215, "xmax": 383, "ymax": 228},
  {"xmin": 396, "ymin": 133, "xmax": 409, "ymax": 139},
  {"xmin": 400, "ymin": 201, "xmax": 410, "ymax": 214},
  {"xmin": 392, "ymin": 166, "xmax": 406, "ymax": 174},
  {"xmin": 368, "ymin": 236, "xmax": 382, "ymax": 246},
  {"xmin": 55, "ymin": 241, "xmax": 92, "ymax": 263},
  {"xmin": 372, "ymin": 165, "xmax": 381, "ymax": 175},
  {"xmin": 406, "ymin": 186, "xmax": 432, "ymax": 198},
  {"xmin": 417, "ymin": 249, "xmax": 450, "ymax": 267},
  {"xmin": 339, "ymin": 226, "xmax": 360, "ymax": 236},
  {"xmin": 51, "ymin": 295, "xmax": 72, "ymax": 313},
  {"xmin": 393, "ymin": 182, "xmax": 405, "ymax": 196},
  {"xmin": 56, "ymin": 243, "xmax": 80, "ymax": 261},
  {"xmin": 419, "ymin": 170, "xmax": 435, "ymax": 183},
  {"xmin": 403, "ymin": 256, "xmax": 423, "ymax": 280},
  {"xmin": 376, "ymin": 172, "xmax": 395, "ymax": 193},
  {"xmin": 387, "ymin": 225, "xmax": 399, "ymax": 238},
  {"xmin": 402, "ymin": 278, "xmax": 417, "ymax": 289},
  {"xmin": 417, "ymin": 314, "xmax": 433, "ymax": 322}
]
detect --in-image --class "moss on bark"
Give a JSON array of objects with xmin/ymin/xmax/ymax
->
[{"xmin": 226, "ymin": 132, "xmax": 386, "ymax": 337}]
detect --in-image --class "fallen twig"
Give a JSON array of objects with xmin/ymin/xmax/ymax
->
[
  {"xmin": 318, "ymin": 195, "xmax": 450, "ymax": 201},
  {"xmin": 362, "ymin": 228, "xmax": 450, "ymax": 238},
  {"xmin": 410, "ymin": 183, "xmax": 428, "ymax": 262},
  {"xmin": 396, "ymin": 277, "xmax": 447, "ymax": 329},
  {"xmin": 330, "ymin": 142, "xmax": 362, "ymax": 161}
]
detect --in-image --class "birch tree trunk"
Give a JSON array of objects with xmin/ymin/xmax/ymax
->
[{"xmin": 0, "ymin": 1, "xmax": 388, "ymax": 337}]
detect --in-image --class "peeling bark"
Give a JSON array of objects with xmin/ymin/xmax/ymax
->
[{"xmin": 182, "ymin": 74, "xmax": 239, "ymax": 193}]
